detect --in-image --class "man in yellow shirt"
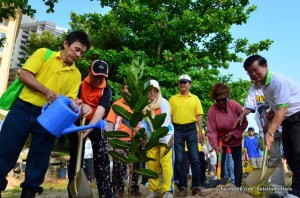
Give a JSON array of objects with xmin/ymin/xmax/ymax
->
[
  {"xmin": 169, "ymin": 74, "xmax": 204, "ymax": 197},
  {"xmin": 0, "ymin": 31, "xmax": 90, "ymax": 198}
]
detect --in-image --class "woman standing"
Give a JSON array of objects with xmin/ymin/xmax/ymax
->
[
  {"xmin": 142, "ymin": 80, "xmax": 174, "ymax": 198},
  {"xmin": 207, "ymin": 82, "xmax": 248, "ymax": 187}
]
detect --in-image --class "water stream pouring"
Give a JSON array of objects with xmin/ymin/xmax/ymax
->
[{"xmin": 37, "ymin": 95, "xmax": 105, "ymax": 137}]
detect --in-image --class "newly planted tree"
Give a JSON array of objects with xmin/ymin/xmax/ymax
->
[{"xmin": 103, "ymin": 57, "xmax": 169, "ymax": 197}]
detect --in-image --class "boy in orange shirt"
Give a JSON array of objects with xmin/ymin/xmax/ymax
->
[{"xmin": 106, "ymin": 83, "xmax": 142, "ymax": 197}]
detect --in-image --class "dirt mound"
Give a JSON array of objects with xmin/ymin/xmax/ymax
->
[{"xmin": 201, "ymin": 183, "xmax": 254, "ymax": 198}]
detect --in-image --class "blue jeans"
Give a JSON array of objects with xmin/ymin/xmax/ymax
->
[
  {"xmin": 0, "ymin": 99, "xmax": 56, "ymax": 193},
  {"xmin": 224, "ymin": 153, "xmax": 235, "ymax": 183},
  {"xmin": 174, "ymin": 124, "xmax": 201, "ymax": 188}
]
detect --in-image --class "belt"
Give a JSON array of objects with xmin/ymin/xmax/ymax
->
[{"xmin": 173, "ymin": 122, "xmax": 196, "ymax": 128}]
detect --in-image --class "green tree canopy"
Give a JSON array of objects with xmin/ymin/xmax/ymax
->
[
  {"xmin": 69, "ymin": 0, "xmax": 269, "ymax": 118},
  {"xmin": 17, "ymin": 0, "xmax": 270, "ymax": 123}
]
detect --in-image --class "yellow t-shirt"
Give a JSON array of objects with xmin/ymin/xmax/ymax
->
[
  {"xmin": 19, "ymin": 48, "xmax": 81, "ymax": 107},
  {"xmin": 169, "ymin": 92, "xmax": 203, "ymax": 124}
]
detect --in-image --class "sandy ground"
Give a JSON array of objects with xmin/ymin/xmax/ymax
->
[{"xmin": 3, "ymin": 173, "xmax": 258, "ymax": 198}]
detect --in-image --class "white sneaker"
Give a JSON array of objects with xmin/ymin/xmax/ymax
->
[
  {"xmin": 211, "ymin": 176, "xmax": 217, "ymax": 180},
  {"xmin": 162, "ymin": 192, "xmax": 173, "ymax": 198},
  {"xmin": 146, "ymin": 191, "xmax": 160, "ymax": 198}
]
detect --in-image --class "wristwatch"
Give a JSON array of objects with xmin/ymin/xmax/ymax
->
[{"xmin": 267, "ymin": 131, "xmax": 275, "ymax": 137}]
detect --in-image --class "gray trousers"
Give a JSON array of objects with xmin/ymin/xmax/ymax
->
[{"xmin": 267, "ymin": 136, "xmax": 287, "ymax": 196}]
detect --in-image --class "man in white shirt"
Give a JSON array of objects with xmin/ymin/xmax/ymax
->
[{"xmin": 242, "ymin": 55, "xmax": 300, "ymax": 198}]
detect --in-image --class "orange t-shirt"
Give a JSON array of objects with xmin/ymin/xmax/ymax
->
[
  {"xmin": 106, "ymin": 98, "xmax": 136, "ymax": 141},
  {"xmin": 80, "ymin": 76, "xmax": 106, "ymax": 121}
]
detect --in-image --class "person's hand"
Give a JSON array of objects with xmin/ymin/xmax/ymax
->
[
  {"xmin": 233, "ymin": 114, "xmax": 244, "ymax": 129},
  {"xmin": 80, "ymin": 103, "xmax": 92, "ymax": 117},
  {"xmin": 198, "ymin": 133, "xmax": 205, "ymax": 143},
  {"xmin": 245, "ymin": 154, "xmax": 249, "ymax": 162},
  {"xmin": 44, "ymin": 89, "xmax": 59, "ymax": 104},
  {"xmin": 223, "ymin": 132, "xmax": 233, "ymax": 142},
  {"xmin": 215, "ymin": 146, "xmax": 222, "ymax": 154},
  {"xmin": 82, "ymin": 128, "xmax": 93, "ymax": 138},
  {"xmin": 265, "ymin": 132, "xmax": 274, "ymax": 150},
  {"xmin": 266, "ymin": 109, "xmax": 275, "ymax": 121}
]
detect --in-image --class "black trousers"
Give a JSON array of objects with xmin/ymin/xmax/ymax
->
[
  {"xmin": 282, "ymin": 111, "xmax": 300, "ymax": 197},
  {"xmin": 221, "ymin": 145, "xmax": 242, "ymax": 187},
  {"xmin": 68, "ymin": 128, "xmax": 113, "ymax": 198}
]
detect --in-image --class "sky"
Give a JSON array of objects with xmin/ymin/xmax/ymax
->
[{"xmin": 28, "ymin": 0, "xmax": 300, "ymax": 131}]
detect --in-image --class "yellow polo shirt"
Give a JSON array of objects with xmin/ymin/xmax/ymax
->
[
  {"xmin": 169, "ymin": 92, "xmax": 203, "ymax": 124},
  {"xmin": 19, "ymin": 48, "xmax": 81, "ymax": 107}
]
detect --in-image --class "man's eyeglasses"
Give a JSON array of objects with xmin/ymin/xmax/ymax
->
[{"xmin": 214, "ymin": 97, "xmax": 228, "ymax": 103}]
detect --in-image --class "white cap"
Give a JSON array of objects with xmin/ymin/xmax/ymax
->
[
  {"xmin": 179, "ymin": 74, "xmax": 192, "ymax": 82},
  {"xmin": 149, "ymin": 79, "xmax": 160, "ymax": 91}
]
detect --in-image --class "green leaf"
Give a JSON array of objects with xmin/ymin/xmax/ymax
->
[
  {"xmin": 108, "ymin": 150, "xmax": 129, "ymax": 164},
  {"xmin": 122, "ymin": 93, "xmax": 133, "ymax": 109},
  {"xmin": 144, "ymin": 139, "xmax": 159, "ymax": 151},
  {"xmin": 128, "ymin": 153, "xmax": 139, "ymax": 163},
  {"xmin": 142, "ymin": 83, "xmax": 153, "ymax": 95},
  {"xmin": 103, "ymin": 131, "xmax": 130, "ymax": 138},
  {"xmin": 130, "ymin": 138, "xmax": 140, "ymax": 154},
  {"xmin": 133, "ymin": 95, "xmax": 149, "ymax": 112},
  {"xmin": 133, "ymin": 168, "xmax": 159, "ymax": 179},
  {"xmin": 135, "ymin": 128, "xmax": 146, "ymax": 139},
  {"xmin": 109, "ymin": 139, "xmax": 131, "ymax": 149},
  {"xmin": 130, "ymin": 91, "xmax": 140, "ymax": 108},
  {"xmin": 130, "ymin": 112, "xmax": 144, "ymax": 128},
  {"xmin": 112, "ymin": 104, "xmax": 132, "ymax": 121},
  {"xmin": 150, "ymin": 126, "xmax": 169, "ymax": 140},
  {"xmin": 152, "ymin": 113, "xmax": 167, "ymax": 130},
  {"xmin": 139, "ymin": 155, "xmax": 156, "ymax": 162}
]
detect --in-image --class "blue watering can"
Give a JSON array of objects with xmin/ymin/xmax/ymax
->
[{"xmin": 37, "ymin": 95, "xmax": 105, "ymax": 137}]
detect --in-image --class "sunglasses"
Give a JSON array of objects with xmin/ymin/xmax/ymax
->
[
  {"xmin": 214, "ymin": 97, "xmax": 228, "ymax": 103},
  {"xmin": 179, "ymin": 80, "xmax": 190, "ymax": 84}
]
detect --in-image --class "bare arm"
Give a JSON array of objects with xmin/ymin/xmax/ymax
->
[
  {"xmin": 265, "ymin": 107, "xmax": 287, "ymax": 149},
  {"xmin": 233, "ymin": 108, "xmax": 252, "ymax": 129},
  {"xmin": 19, "ymin": 69, "xmax": 59, "ymax": 104},
  {"xmin": 196, "ymin": 114, "xmax": 204, "ymax": 143},
  {"xmin": 244, "ymin": 147, "xmax": 249, "ymax": 161},
  {"xmin": 83, "ymin": 106, "xmax": 106, "ymax": 138}
]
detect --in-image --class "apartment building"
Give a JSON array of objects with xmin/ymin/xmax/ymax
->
[
  {"xmin": 11, "ymin": 16, "xmax": 67, "ymax": 68},
  {"xmin": 0, "ymin": 14, "xmax": 67, "ymax": 97},
  {"xmin": 0, "ymin": 11, "xmax": 22, "ymax": 96}
]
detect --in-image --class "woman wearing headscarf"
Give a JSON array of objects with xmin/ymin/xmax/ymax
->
[{"xmin": 142, "ymin": 80, "xmax": 174, "ymax": 198}]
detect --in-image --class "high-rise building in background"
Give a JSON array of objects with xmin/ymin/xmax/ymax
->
[
  {"xmin": 11, "ymin": 15, "xmax": 67, "ymax": 68},
  {"xmin": 0, "ymin": 14, "xmax": 67, "ymax": 98}
]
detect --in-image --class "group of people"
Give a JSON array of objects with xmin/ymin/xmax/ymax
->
[{"xmin": 0, "ymin": 30, "xmax": 299, "ymax": 198}]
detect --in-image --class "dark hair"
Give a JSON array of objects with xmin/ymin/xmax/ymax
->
[
  {"xmin": 121, "ymin": 82, "xmax": 127, "ymax": 89},
  {"xmin": 61, "ymin": 30, "xmax": 90, "ymax": 50},
  {"xmin": 243, "ymin": 55, "xmax": 267, "ymax": 70},
  {"xmin": 210, "ymin": 82, "xmax": 230, "ymax": 101}
]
